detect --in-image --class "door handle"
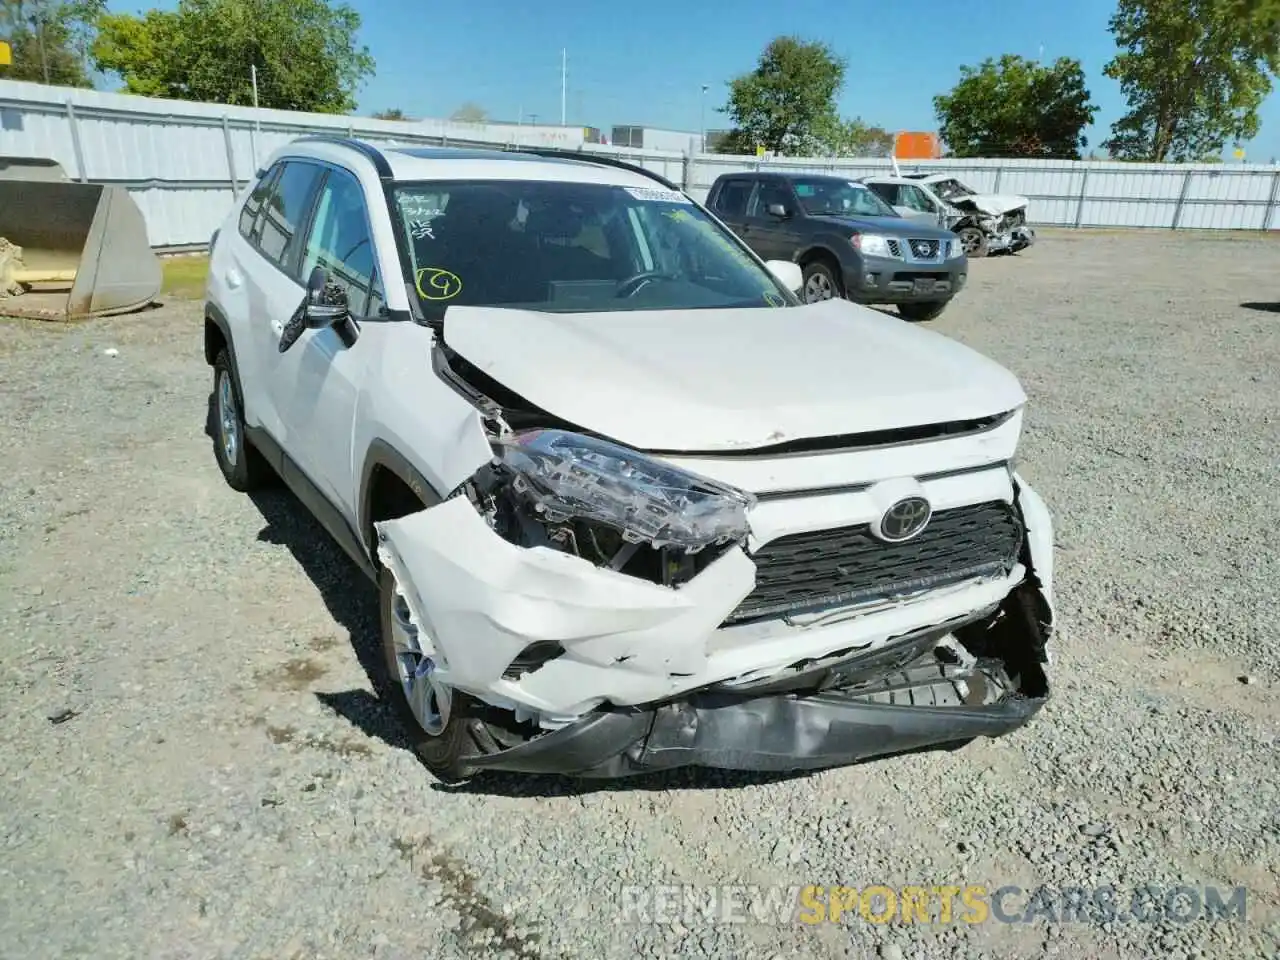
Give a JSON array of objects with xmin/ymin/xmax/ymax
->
[{"xmin": 225, "ymin": 267, "xmax": 243, "ymax": 289}]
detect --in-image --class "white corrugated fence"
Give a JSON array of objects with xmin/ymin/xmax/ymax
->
[{"xmin": 3, "ymin": 79, "xmax": 1279, "ymax": 246}]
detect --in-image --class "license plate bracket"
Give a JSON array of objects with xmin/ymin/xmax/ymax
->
[{"xmin": 912, "ymin": 278, "xmax": 936, "ymax": 295}]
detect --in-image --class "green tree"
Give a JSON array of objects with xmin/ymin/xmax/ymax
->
[
  {"xmin": 1102, "ymin": 0, "xmax": 1280, "ymax": 161},
  {"xmin": 91, "ymin": 0, "xmax": 375, "ymax": 114},
  {"xmin": 449, "ymin": 102, "xmax": 488, "ymax": 123},
  {"xmin": 933, "ymin": 54, "xmax": 1097, "ymax": 159},
  {"xmin": 720, "ymin": 36, "xmax": 846, "ymax": 154},
  {"xmin": 0, "ymin": 0, "xmax": 103, "ymax": 87},
  {"xmin": 817, "ymin": 117, "xmax": 896, "ymax": 157},
  {"xmin": 372, "ymin": 107, "xmax": 409, "ymax": 120}
]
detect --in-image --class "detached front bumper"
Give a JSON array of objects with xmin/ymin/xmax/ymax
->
[
  {"xmin": 986, "ymin": 225, "xmax": 1036, "ymax": 255},
  {"xmin": 462, "ymin": 629, "xmax": 1048, "ymax": 778},
  {"xmin": 376, "ymin": 474, "xmax": 1055, "ymax": 778}
]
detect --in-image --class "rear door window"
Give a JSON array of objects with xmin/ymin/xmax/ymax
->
[
  {"xmin": 712, "ymin": 179, "xmax": 753, "ymax": 218},
  {"xmin": 257, "ymin": 160, "xmax": 325, "ymax": 276},
  {"xmin": 239, "ymin": 164, "xmax": 281, "ymax": 242},
  {"xmin": 866, "ymin": 182, "xmax": 896, "ymax": 205}
]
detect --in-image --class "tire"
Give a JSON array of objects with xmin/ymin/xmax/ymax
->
[
  {"xmin": 801, "ymin": 260, "xmax": 843, "ymax": 303},
  {"xmin": 956, "ymin": 226, "xmax": 988, "ymax": 258},
  {"xmin": 378, "ymin": 565, "xmax": 477, "ymax": 783},
  {"xmin": 211, "ymin": 349, "xmax": 272, "ymax": 491},
  {"xmin": 898, "ymin": 301, "xmax": 948, "ymax": 322}
]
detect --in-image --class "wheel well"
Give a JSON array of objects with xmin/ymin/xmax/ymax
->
[
  {"xmin": 365, "ymin": 465, "xmax": 427, "ymax": 564},
  {"xmin": 798, "ymin": 247, "xmax": 841, "ymax": 273},
  {"xmin": 204, "ymin": 317, "xmax": 228, "ymax": 366}
]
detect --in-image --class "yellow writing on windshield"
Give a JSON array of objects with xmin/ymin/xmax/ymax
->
[{"xmin": 415, "ymin": 266, "xmax": 463, "ymax": 301}]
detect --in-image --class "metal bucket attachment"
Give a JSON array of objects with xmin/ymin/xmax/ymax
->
[{"xmin": 0, "ymin": 156, "xmax": 161, "ymax": 320}]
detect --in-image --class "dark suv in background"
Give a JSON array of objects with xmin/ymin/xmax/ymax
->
[{"xmin": 705, "ymin": 172, "xmax": 967, "ymax": 321}]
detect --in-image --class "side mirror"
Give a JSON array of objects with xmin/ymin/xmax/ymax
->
[
  {"xmin": 766, "ymin": 203, "xmax": 790, "ymax": 219},
  {"xmin": 303, "ymin": 266, "xmax": 350, "ymax": 329},
  {"xmin": 764, "ymin": 259, "xmax": 803, "ymax": 294},
  {"xmin": 279, "ymin": 267, "xmax": 355, "ymax": 353}
]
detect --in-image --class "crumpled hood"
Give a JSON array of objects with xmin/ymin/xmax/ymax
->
[
  {"xmin": 954, "ymin": 194, "xmax": 1030, "ymax": 217},
  {"xmin": 442, "ymin": 299, "xmax": 1026, "ymax": 453}
]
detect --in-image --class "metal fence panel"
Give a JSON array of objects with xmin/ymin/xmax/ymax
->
[{"xmin": 3, "ymin": 79, "xmax": 1278, "ymax": 247}]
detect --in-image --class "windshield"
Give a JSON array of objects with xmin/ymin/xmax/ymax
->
[
  {"xmin": 390, "ymin": 180, "xmax": 796, "ymax": 318},
  {"xmin": 932, "ymin": 179, "xmax": 974, "ymax": 201},
  {"xmin": 792, "ymin": 179, "xmax": 898, "ymax": 219}
]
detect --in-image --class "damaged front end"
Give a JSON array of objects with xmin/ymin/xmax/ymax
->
[
  {"xmin": 952, "ymin": 202, "xmax": 1036, "ymax": 256},
  {"xmin": 375, "ymin": 426, "xmax": 1055, "ymax": 779}
]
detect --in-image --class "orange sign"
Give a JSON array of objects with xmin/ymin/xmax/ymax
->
[{"xmin": 894, "ymin": 131, "xmax": 941, "ymax": 160}]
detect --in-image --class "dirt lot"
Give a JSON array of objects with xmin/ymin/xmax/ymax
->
[{"xmin": 1, "ymin": 229, "xmax": 1278, "ymax": 960}]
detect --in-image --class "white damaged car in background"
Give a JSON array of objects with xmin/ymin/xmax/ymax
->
[
  {"xmin": 204, "ymin": 137, "xmax": 1056, "ymax": 782},
  {"xmin": 907, "ymin": 173, "xmax": 1036, "ymax": 257},
  {"xmin": 864, "ymin": 172, "xmax": 1036, "ymax": 259}
]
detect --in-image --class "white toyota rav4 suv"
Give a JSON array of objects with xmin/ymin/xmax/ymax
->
[{"xmin": 204, "ymin": 137, "xmax": 1056, "ymax": 782}]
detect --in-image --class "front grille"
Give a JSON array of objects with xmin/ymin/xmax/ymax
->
[
  {"xmin": 908, "ymin": 238, "xmax": 941, "ymax": 260},
  {"xmin": 887, "ymin": 239, "xmax": 902, "ymax": 257},
  {"xmin": 725, "ymin": 501, "xmax": 1023, "ymax": 625}
]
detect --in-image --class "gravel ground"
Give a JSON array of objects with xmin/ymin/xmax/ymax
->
[{"xmin": 1, "ymin": 228, "xmax": 1278, "ymax": 960}]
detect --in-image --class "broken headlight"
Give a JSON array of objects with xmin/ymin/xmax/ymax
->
[{"xmin": 489, "ymin": 429, "xmax": 755, "ymax": 554}]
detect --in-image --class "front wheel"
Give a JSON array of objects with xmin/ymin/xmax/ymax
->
[
  {"xmin": 378, "ymin": 565, "xmax": 477, "ymax": 783},
  {"xmin": 801, "ymin": 261, "xmax": 843, "ymax": 303},
  {"xmin": 956, "ymin": 226, "xmax": 988, "ymax": 258},
  {"xmin": 898, "ymin": 301, "xmax": 949, "ymax": 322}
]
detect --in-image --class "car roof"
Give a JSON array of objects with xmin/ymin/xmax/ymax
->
[
  {"xmin": 713, "ymin": 171, "xmax": 862, "ymax": 183},
  {"xmin": 268, "ymin": 138, "xmax": 670, "ymax": 190}
]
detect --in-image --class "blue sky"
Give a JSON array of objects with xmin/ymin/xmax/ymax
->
[{"xmin": 106, "ymin": 0, "xmax": 1280, "ymax": 160}]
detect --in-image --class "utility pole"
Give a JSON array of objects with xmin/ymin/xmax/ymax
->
[
  {"xmin": 560, "ymin": 48, "xmax": 567, "ymax": 126},
  {"xmin": 250, "ymin": 63, "xmax": 261, "ymax": 166},
  {"xmin": 31, "ymin": 0, "xmax": 50, "ymax": 84},
  {"xmin": 699, "ymin": 84, "xmax": 709, "ymax": 153}
]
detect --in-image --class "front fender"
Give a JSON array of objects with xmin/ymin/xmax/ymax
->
[
  {"xmin": 352, "ymin": 322, "xmax": 493, "ymax": 551},
  {"xmin": 793, "ymin": 240, "xmax": 849, "ymax": 268},
  {"xmin": 1013, "ymin": 472, "xmax": 1055, "ymax": 636}
]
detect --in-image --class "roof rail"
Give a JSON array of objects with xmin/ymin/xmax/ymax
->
[
  {"xmin": 291, "ymin": 135, "xmax": 393, "ymax": 179},
  {"xmin": 501, "ymin": 145, "xmax": 682, "ymax": 192}
]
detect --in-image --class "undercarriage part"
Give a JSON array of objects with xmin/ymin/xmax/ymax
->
[
  {"xmin": 0, "ymin": 156, "xmax": 161, "ymax": 320},
  {"xmin": 428, "ymin": 577, "xmax": 1050, "ymax": 778}
]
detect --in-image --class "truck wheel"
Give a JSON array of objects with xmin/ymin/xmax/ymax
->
[
  {"xmin": 801, "ymin": 261, "xmax": 843, "ymax": 303},
  {"xmin": 898, "ymin": 301, "xmax": 948, "ymax": 322},
  {"xmin": 378, "ymin": 565, "xmax": 477, "ymax": 783},
  {"xmin": 211, "ymin": 349, "xmax": 272, "ymax": 491},
  {"xmin": 956, "ymin": 227, "xmax": 987, "ymax": 258}
]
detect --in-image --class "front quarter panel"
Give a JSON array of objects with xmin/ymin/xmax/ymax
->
[
  {"xmin": 353, "ymin": 321, "xmax": 493, "ymax": 538},
  {"xmin": 1014, "ymin": 473, "xmax": 1055, "ymax": 617}
]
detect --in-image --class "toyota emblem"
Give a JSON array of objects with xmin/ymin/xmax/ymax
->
[{"xmin": 876, "ymin": 496, "xmax": 932, "ymax": 542}]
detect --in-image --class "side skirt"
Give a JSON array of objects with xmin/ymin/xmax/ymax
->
[{"xmin": 245, "ymin": 424, "xmax": 378, "ymax": 582}]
